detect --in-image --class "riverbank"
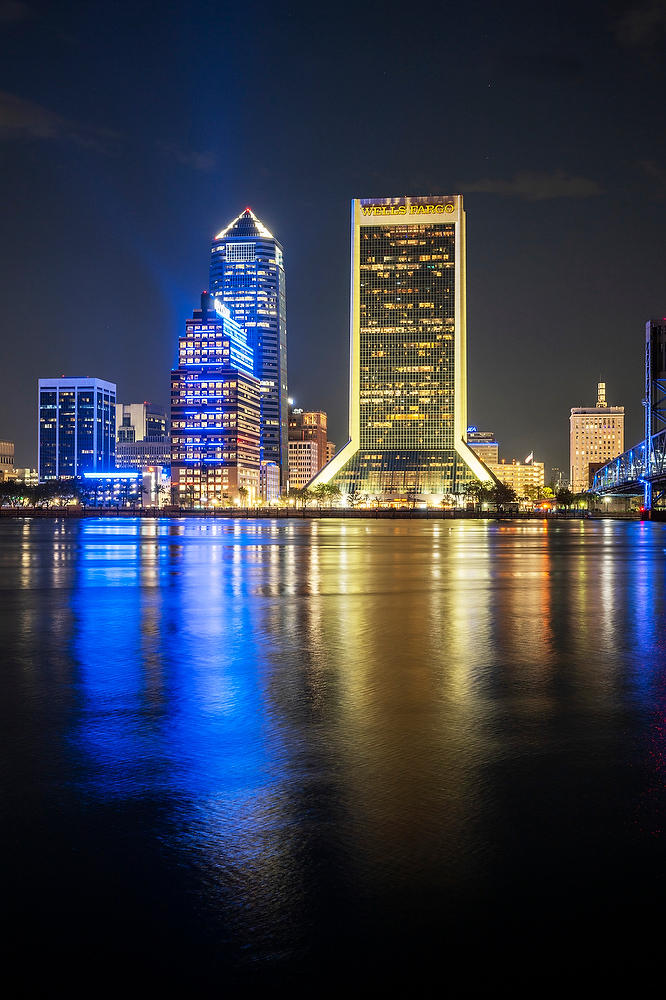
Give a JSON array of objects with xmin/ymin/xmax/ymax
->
[{"xmin": 0, "ymin": 506, "xmax": 636, "ymax": 520}]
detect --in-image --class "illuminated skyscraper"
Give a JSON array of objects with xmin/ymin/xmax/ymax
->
[
  {"xmin": 38, "ymin": 377, "xmax": 116, "ymax": 481},
  {"xmin": 209, "ymin": 209, "xmax": 288, "ymax": 489},
  {"xmin": 311, "ymin": 195, "xmax": 490, "ymax": 502},
  {"xmin": 170, "ymin": 293, "xmax": 261, "ymax": 504}
]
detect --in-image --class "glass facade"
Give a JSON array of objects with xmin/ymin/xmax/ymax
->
[
  {"xmin": 359, "ymin": 221, "xmax": 455, "ymax": 451},
  {"xmin": 312, "ymin": 196, "xmax": 489, "ymax": 501},
  {"xmin": 170, "ymin": 292, "xmax": 261, "ymax": 504},
  {"xmin": 38, "ymin": 378, "xmax": 117, "ymax": 481},
  {"xmin": 209, "ymin": 209, "xmax": 288, "ymax": 489}
]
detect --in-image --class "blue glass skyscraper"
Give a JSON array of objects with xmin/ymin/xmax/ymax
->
[
  {"xmin": 38, "ymin": 377, "xmax": 116, "ymax": 481},
  {"xmin": 209, "ymin": 209, "xmax": 288, "ymax": 488}
]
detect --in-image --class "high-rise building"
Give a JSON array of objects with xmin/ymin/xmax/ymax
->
[
  {"xmin": 116, "ymin": 402, "xmax": 166, "ymax": 442},
  {"xmin": 38, "ymin": 377, "xmax": 116, "ymax": 481},
  {"xmin": 0, "ymin": 440, "xmax": 14, "ymax": 480},
  {"xmin": 467, "ymin": 428, "xmax": 499, "ymax": 466},
  {"xmin": 310, "ymin": 196, "xmax": 490, "ymax": 503},
  {"xmin": 569, "ymin": 382, "xmax": 624, "ymax": 493},
  {"xmin": 326, "ymin": 440, "xmax": 336, "ymax": 464},
  {"xmin": 170, "ymin": 292, "xmax": 261, "ymax": 505},
  {"xmin": 209, "ymin": 208, "xmax": 288, "ymax": 488}
]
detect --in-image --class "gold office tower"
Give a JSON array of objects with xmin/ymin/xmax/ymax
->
[{"xmin": 311, "ymin": 195, "xmax": 491, "ymax": 502}]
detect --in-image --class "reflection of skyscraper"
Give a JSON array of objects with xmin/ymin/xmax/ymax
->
[
  {"xmin": 210, "ymin": 209, "xmax": 288, "ymax": 489},
  {"xmin": 310, "ymin": 196, "xmax": 490, "ymax": 502},
  {"xmin": 38, "ymin": 377, "xmax": 116, "ymax": 481}
]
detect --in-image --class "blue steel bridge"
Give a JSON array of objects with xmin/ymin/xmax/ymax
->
[{"xmin": 592, "ymin": 319, "xmax": 666, "ymax": 510}]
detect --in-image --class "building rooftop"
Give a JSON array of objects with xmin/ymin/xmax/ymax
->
[{"xmin": 214, "ymin": 208, "xmax": 274, "ymax": 241}]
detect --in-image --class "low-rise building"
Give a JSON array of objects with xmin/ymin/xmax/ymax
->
[
  {"xmin": 14, "ymin": 467, "xmax": 38, "ymax": 486},
  {"xmin": 116, "ymin": 439, "xmax": 171, "ymax": 468},
  {"xmin": 140, "ymin": 466, "xmax": 171, "ymax": 507},
  {"xmin": 488, "ymin": 458, "xmax": 545, "ymax": 496},
  {"xmin": 81, "ymin": 470, "xmax": 142, "ymax": 506},
  {"xmin": 0, "ymin": 440, "xmax": 14, "ymax": 480}
]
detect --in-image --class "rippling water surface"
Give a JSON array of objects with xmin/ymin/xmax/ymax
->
[{"xmin": 3, "ymin": 517, "xmax": 666, "ymax": 986}]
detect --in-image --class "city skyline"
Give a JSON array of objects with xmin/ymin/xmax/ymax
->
[
  {"xmin": 12, "ymin": 193, "xmax": 653, "ymax": 488},
  {"xmin": 10, "ymin": 188, "xmax": 642, "ymax": 481}
]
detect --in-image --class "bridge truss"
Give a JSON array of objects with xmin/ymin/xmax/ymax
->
[{"xmin": 592, "ymin": 319, "xmax": 666, "ymax": 509}]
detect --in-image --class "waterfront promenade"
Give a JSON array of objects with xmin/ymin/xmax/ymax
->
[
  {"xmin": 0, "ymin": 505, "xmax": 638, "ymax": 520},
  {"xmin": 0, "ymin": 506, "xmax": 600, "ymax": 521}
]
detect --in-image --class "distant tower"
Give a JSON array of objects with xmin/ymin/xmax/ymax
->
[
  {"xmin": 569, "ymin": 382, "xmax": 624, "ymax": 492},
  {"xmin": 209, "ymin": 209, "xmax": 288, "ymax": 490},
  {"xmin": 38, "ymin": 377, "xmax": 116, "ymax": 481}
]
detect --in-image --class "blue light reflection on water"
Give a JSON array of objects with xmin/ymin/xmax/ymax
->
[
  {"xmin": 4, "ymin": 516, "xmax": 666, "ymax": 984},
  {"xmin": 70, "ymin": 519, "xmax": 319, "ymax": 952}
]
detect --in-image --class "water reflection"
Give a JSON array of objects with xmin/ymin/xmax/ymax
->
[{"xmin": 3, "ymin": 516, "xmax": 666, "ymax": 979}]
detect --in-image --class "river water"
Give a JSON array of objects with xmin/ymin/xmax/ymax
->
[{"xmin": 2, "ymin": 517, "xmax": 666, "ymax": 987}]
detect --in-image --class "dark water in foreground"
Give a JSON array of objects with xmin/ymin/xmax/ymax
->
[{"xmin": 3, "ymin": 517, "xmax": 666, "ymax": 987}]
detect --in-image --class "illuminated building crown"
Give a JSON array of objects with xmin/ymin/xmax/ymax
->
[{"xmin": 214, "ymin": 207, "xmax": 275, "ymax": 241}]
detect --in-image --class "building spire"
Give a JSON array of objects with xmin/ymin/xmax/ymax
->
[{"xmin": 213, "ymin": 207, "xmax": 274, "ymax": 240}]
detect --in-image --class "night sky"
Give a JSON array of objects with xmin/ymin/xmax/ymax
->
[{"xmin": 1, "ymin": 0, "xmax": 665, "ymax": 473}]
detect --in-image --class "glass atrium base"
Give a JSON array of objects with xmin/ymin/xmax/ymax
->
[{"xmin": 327, "ymin": 449, "xmax": 477, "ymax": 502}]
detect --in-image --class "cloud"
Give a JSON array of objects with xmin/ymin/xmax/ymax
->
[
  {"xmin": 0, "ymin": 91, "xmax": 216, "ymax": 173},
  {"xmin": 0, "ymin": 1, "xmax": 30, "ymax": 23},
  {"xmin": 611, "ymin": 1, "xmax": 666, "ymax": 48},
  {"xmin": 0, "ymin": 90, "xmax": 69, "ymax": 139},
  {"xmin": 639, "ymin": 158, "xmax": 666, "ymax": 198},
  {"xmin": 458, "ymin": 170, "xmax": 604, "ymax": 201},
  {"xmin": 0, "ymin": 90, "xmax": 120, "ymax": 150},
  {"xmin": 161, "ymin": 145, "xmax": 218, "ymax": 172}
]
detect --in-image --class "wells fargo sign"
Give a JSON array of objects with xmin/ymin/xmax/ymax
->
[{"xmin": 360, "ymin": 203, "xmax": 455, "ymax": 217}]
